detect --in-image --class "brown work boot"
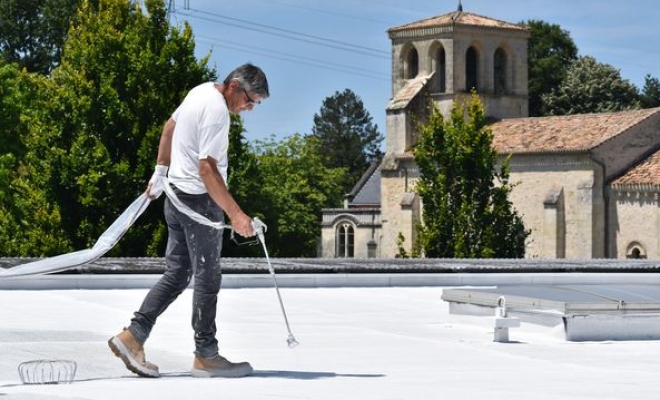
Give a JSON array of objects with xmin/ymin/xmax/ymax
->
[
  {"xmin": 191, "ymin": 354, "xmax": 253, "ymax": 378},
  {"xmin": 108, "ymin": 328, "xmax": 160, "ymax": 378}
]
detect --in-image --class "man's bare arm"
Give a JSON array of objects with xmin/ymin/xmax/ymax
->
[
  {"xmin": 199, "ymin": 157, "xmax": 253, "ymax": 237},
  {"xmin": 156, "ymin": 117, "xmax": 175, "ymax": 166}
]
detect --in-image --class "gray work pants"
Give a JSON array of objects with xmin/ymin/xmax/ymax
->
[{"xmin": 128, "ymin": 186, "xmax": 224, "ymax": 358}]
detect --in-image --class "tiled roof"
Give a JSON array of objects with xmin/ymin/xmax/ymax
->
[
  {"xmin": 611, "ymin": 149, "xmax": 660, "ymax": 186},
  {"xmin": 387, "ymin": 74, "xmax": 432, "ymax": 111},
  {"xmin": 388, "ymin": 11, "xmax": 528, "ymax": 34},
  {"xmin": 490, "ymin": 108, "xmax": 660, "ymax": 154}
]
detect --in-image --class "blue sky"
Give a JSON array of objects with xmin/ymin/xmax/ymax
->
[{"xmin": 165, "ymin": 0, "xmax": 660, "ymax": 144}]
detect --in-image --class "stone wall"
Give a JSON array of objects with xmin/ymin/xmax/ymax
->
[
  {"xmin": 505, "ymin": 154, "xmax": 604, "ymax": 258},
  {"xmin": 380, "ymin": 158, "xmax": 420, "ymax": 257}
]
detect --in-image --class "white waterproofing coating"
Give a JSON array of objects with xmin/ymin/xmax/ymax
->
[
  {"xmin": 0, "ymin": 185, "xmax": 232, "ymax": 278},
  {"xmin": 162, "ymin": 183, "xmax": 231, "ymax": 230}
]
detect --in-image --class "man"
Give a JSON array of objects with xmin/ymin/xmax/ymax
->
[{"xmin": 108, "ymin": 63, "xmax": 269, "ymax": 378}]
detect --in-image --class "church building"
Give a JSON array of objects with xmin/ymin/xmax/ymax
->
[{"xmin": 320, "ymin": 5, "xmax": 660, "ymax": 259}]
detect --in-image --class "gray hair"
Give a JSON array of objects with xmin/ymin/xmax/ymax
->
[{"xmin": 224, "ymin": 63, "xmax": 270, "ymax": 99}]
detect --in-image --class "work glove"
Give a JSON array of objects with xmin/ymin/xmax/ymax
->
[{"xmin": 148, "ymin": 165, "xmax": 168, "ymax": 199}]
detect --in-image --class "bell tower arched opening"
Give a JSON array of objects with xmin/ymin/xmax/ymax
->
[{"xmin": 465, "ymin": 46, "xmax": 478, "ymax": 92}]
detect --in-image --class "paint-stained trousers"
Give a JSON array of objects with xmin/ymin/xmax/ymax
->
[{"xmin": 128, "ymin": 185, "xmax": 224, "ymax": 359}]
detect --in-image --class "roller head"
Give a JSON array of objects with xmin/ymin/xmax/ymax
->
[{"xmin": 286, "ymin": 334, "xmax": 300, "ymax": 348}]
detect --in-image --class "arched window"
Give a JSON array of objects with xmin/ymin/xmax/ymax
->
[
  {"xmin": 494, "ymin": 48, "xmax": 507, "ymax": 95},
  {"xmin": 465, "ymin": 47, "xmax": 478, "ymax": 92},
  {"xmin": 406, "ymin": 47, "xmax": 419, "ymax": 79},
  {"xmin": 336, "ymin": 223, "xmax": 355, "ymax": 258},
  {"xmin": 435, "ymin": 46, "xmax": 446, "ymax": 93}
]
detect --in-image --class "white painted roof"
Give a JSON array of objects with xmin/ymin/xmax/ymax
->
[{"xmin": 1, "ymin": 274, "xmax": 660, "ymax": 399}]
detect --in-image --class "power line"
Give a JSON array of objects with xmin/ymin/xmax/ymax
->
[
  {"xmin": 195, "ymin": 35, "xmax": 389, "ymax": 81},
  {"xmin": 174, "ymin": 7, "xmax": 389, "ymax": 60}
]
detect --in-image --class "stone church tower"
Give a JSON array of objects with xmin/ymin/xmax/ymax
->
[{"xmin": 380, "ymin": 4, "xmax": 531, "ymax": 257}]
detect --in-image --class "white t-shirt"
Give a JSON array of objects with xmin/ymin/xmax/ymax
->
[{"xmin": 168, "ymin": 82, "xmax": 229, "ymax": 194}]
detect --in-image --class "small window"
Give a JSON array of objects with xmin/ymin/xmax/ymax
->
[{"xmin": 336, "ymin": 223, "xmax": 355, "ymax": 258}]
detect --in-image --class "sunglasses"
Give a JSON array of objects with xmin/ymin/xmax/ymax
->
[{"xmin": 243, "ymin": 88, "xmax": 259, "ymax": 106}]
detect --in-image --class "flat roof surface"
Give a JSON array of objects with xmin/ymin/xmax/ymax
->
[{"xmin": 2, "ymin": 284, "xmax": 660, "ymax": 399}]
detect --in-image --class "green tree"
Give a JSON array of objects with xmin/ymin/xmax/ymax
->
[
  {"xmin": 0, "ymin": 60, "xmax": 36, "ymax": 160},
  {"xmin": 522, "ymin": 20, "xmax": 578, "ymax": 117},
  {"xmin": 12, "ymin": 0, "xmax": 214, "ymax": 256},
  {"xmin": 542, "ymin": 56, "xmax": 640, "ymax": 115},
  {"xmin": 0, "ymin": 0, "xmax": 82, "ymax": 74},
  {"xmin": 0, "ymin": 61, "xmax": 72, "ymax": 255},
  {"xmin": 640, "ymin": 74, "xmax": 660, "ymax": 109},
  {"xmin": 308, "ymin": 88, "xmax": 383, "ymax": 194},
  {"xmin": 413, "ymin": 93, "xmax": 528, "ymax": 258},
  {"xmin": 253, "ymin": 134, "xmax": 345, "ymax": 257},
  {"xmin": 0, "ymin": 154, "xmax": 72, "ymax": 256}
]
